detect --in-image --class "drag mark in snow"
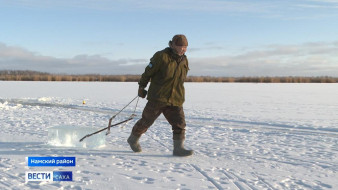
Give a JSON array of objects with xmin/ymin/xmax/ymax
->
[
  {"xmin": 0, "ymin": 98, "xmax": 119, "ymax": 115},
  {"xmin": 147, "ymin": 130, "xmax": 171, "ymax": 152},
  {"xmin": 221, "ymin": 170, "xmax": 256, "ymax": 190},
  {"xmin": 190, "ymin": 164, "xmax": 224, "ymax": 190},
  {"xmin": 187, "ymin": 116, "xmax": 338, "ymax": 136},
  {"xmin": 251, "ymin": 172, "xmax": 276, "ymax": 190},
  {"xmin": 221, "ymin": 169, "xmax": 257, "ymax": 190}
]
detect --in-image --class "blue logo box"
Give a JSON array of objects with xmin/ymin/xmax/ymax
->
[
  {"xmin": 27, "ymin": 157, "xmax": 76, "ymax": 167},
  {"xmin": 53, "ymin": 171, "xmax": 73, "ymax": 181}
]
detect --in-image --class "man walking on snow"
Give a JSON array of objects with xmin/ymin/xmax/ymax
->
[{"xmin": 127, "ymin": 34, "xmax": 193, "ymax": 157}]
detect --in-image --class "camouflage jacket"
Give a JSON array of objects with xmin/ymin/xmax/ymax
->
[{"xmin": 139, "ymin": 48, "xmax": 189, "ymax": 107}]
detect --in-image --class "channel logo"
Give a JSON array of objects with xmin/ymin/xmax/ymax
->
[
  {"xmin": 25, "ymin": 171, "xmax": 73, "ymax": 182},
  {"xmin": 53, "ymin": 171, "xmax": 73, "ymax": 181},
  {"xmin": 25, "ymin": 171, "xmax": 53, "ymax": 182}
]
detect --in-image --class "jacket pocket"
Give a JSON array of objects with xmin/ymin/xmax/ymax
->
[{"xmin": 162, "ymin": 62, "xmax": 176, "ymax": 80}]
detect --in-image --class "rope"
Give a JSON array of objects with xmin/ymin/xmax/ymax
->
[
  {"xmin": 79, "ymin": 95, "xmax": 140, "ymax": 142},
  {"xmin": 106, "ymin": 95, "xmax": 139, "ymax": 135}
]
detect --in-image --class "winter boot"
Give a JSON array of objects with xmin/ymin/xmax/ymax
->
[
  {"xmin": 173, "ymin": 140, "xmax": 194, "ymax": 157},
  {"xmin": 127, "ymin": 134, "xmax": 142, "ymax": 152}
]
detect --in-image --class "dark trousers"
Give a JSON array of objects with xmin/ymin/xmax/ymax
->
[{"xmin": 131, "ymin": 101, "xmax": 186, "ymax": 140}]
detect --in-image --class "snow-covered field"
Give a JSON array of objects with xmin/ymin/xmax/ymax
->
[{"xmin": 0, "ymin": 81, "xmax": 337, "ymax": 190}]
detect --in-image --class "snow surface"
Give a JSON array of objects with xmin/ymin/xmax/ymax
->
[{"xmin": 0, "ymin": 81, "xmax": 337, "ymax": 190}]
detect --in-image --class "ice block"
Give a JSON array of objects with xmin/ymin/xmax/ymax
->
[{"xmin": 47, "ymin": 125, "xmax": 106, "ymax": 148}]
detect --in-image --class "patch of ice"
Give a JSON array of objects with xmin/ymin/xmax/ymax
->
[
  {"xmin": 38, "ymin": 97, "xmax": 53, "ymax": 102},
  {"xmin": 0, "ymin": 101, "xmax": 9, "ymax": 110},
  {"xmin": 0, "ymin": 101, "xmax": 22, "ymax": 110}
]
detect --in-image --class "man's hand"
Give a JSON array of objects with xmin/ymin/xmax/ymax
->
[{"xmin": 138, "ymin": 87, "xmax": 147, "ymax": 98}]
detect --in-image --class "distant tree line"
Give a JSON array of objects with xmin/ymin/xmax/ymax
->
[
  {"xmin": 185, "ymin": 76, "xmax": 338, "ymax": 83},
  {"xmin": 0, "ymin": 70, "xmax": 139, "ymax": 82},
  {"xmin": 0, "ymin": 70, "xmax": 337, "ymax": 83}
]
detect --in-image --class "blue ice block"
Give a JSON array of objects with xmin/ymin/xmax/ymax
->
[{"xmin": 47, "ymin": 125, "xmax": 105, "ymax": 148}]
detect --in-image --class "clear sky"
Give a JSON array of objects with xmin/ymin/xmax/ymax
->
[{"xmin": 1, "ymin": 0, "xmax": 337, "ymax": 76}]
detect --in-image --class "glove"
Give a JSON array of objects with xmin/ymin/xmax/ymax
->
[{"xmin": 138, "ymin": 87, "xmax": 147, "ymax": 98}]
